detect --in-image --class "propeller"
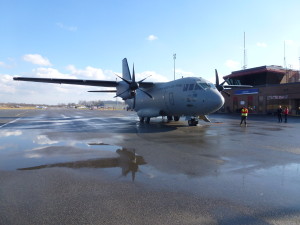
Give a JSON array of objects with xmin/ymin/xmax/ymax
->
[
  {"xmin": 115, "ymin": 64, "xmax": 153, "ymax": 109},
  {"xmin": 215, "ymin": 69, "xmax": 230, "ymax": 97}
]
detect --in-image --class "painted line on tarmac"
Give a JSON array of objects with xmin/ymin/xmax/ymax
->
[{"xmin": 0, "ymin": 111, "xmax": 28, "ymax": 128}]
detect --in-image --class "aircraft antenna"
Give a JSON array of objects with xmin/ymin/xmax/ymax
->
[{"xmin": 173, "ymin": 53, "xmax": 176, "ymax": 80}]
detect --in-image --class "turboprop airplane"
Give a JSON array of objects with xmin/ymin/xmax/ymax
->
[{"xmin": 14, "ymin": 58, "xmax": 251, "ymax": 126}]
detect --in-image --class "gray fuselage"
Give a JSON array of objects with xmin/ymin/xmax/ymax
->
[{"xmin": 125, "ymin": 77, "xmax": 224, "ymax": 118}]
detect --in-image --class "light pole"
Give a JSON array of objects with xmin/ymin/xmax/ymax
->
[
  {"xmin": 173, "ymin": 53, "xmax": 176, "ymax": 80},
  {"xmin": 116, "ymin": 78, "xmax": 118, "ymax": 109}
]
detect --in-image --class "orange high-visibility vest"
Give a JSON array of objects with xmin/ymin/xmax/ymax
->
[{"xmin": 241, "ymin": 108, "xmax": 248, "ymax": 116}]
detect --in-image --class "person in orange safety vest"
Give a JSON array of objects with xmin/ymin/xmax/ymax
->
[{"xmin": 240, "ymin": 106, "xmax": 248, "ymax": 127}]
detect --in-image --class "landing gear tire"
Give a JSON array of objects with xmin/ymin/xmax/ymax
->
[
  {"xmin": 188, "ymin": 118, "xmax": 198, "ymax": 126},
  {"xmin": 174, "ymin": 116, "xmax": 180, "ymax": 121},
  {"xmin": 167, "ymin": 116, "xmax": 173, "ymax": 121},
  {"xmin": 139, "ymin": 117, "xmax": 144, "ymax": 123},
  {"xmin": 146, "ymin": 117, "xmax": 150, "ymax": 124}
]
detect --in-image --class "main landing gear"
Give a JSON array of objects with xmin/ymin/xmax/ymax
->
[
  {"xmin": 139, "ymin": 117, "xmax": 150, "ymax": 124},
  {"xmin": 167, "ymin": 116, "xmax": 180, "ymax": 121}
]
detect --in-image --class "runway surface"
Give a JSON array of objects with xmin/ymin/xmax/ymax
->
[{"xmin": 1, "ymin": 109, "xmax": 300, "ymax": 225}]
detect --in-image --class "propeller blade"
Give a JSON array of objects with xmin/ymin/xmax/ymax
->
[
  {"xmin": 114, "ymin": 88, "xmax": 130, "ymax": 98},
  {"xmin": 215, "ymin": 69, "xmax": 219, "ymax": 86},
  {"xmin": 115, "ymin": 74, "xmax": 131, "ymax": 85},
  {"xmin": 132, "ymin": 64, "xmax": 135, "ymax": 83},
  {"xmin": 220, "ymin": 80, "xmax": 226, "ymax": 86},
  {"xmin": 139, "ymin": 88, "xmax": 153, "ymax": 98},
  {"xmin": 138, "ymin": 75, "xmax": 152, "ymax": 83},
  {"xmin": 215, "ymin": 69, "xmax": 224, "ymax": 92},
  {"xmin": 222, "ymin": 90, "xmax": 231, "ymax": 97},
  {"xmin": 133, "ymin": 95, "xmax": 136, "ymax": 109}
]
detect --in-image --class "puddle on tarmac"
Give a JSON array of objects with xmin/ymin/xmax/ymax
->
[{"xmin": 0, "ymin": 129, "xmax": 146, "ymax": 181}]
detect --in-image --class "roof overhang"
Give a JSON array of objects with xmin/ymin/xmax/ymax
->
[{"xmin": 223, "ymin": 66, "xmax": 286, "ymax": 79}]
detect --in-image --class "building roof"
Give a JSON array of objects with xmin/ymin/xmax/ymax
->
[{"xmin": 223, "ymin": 65, "xmax": 286, "ymax": 79}]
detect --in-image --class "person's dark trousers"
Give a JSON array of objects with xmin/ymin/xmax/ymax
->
[
  {"xmin": 278, "ymin": 114, "xmax": 282, "ymax": 123},
  {"xmin": 240, "ymin": 116, "xmax": 247, "ymax": 125}
]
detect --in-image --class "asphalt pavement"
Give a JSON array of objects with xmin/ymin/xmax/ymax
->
[{"xmin": 0, "ymin": 109, "xmax": 300, "ymax": 225}]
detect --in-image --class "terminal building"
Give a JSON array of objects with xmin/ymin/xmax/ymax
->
[{"xmin": 219, "ymin": 65, "xmax": 300, "ymax": 115}]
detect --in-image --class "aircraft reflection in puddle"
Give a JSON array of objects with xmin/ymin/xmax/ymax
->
[{"xmin": 18, "ymin": 148, "xmax": 146, "ymax": 181}]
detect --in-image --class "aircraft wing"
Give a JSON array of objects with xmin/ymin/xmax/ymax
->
[{"xmin": 13, "ymin": 77, "xmax": 118, "ymax": 87}]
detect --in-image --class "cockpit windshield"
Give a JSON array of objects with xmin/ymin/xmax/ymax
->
[
  {"xmin": 183, "ymin": 81, "xmax": 216, "ymax": 92},
  {"xmin": 196, "ymin": 81, "xmax": 216, "ymax": 90}
]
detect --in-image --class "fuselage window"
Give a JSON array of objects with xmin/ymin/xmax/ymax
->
[
  {"xmin": 183, "ymin": 84, "xmax": 189, "ymax": 91},
  {"xmin": 194, "ymin": 83, "xmax": 202, "ymax": 90},
  {"xmin": 189, "ymin": 84, "xmax": 195, "ymax": 90}
]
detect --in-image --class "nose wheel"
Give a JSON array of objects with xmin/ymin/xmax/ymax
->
[{"xmin": 188, "ymin": 118, "xmax": 198, "ymax": 126}]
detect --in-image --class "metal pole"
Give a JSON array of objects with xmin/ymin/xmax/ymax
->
[
  {"xmin": 284, "ymin": 41, "xmax": 287, "ymax": 69},
  {"xmin": 243, "ymin": 32, "xmax": 247, "ymax": 69},
  {"xmin": 298, "ymin": 47, "xmax": 300, "ymax": 81},
  {"xmin": 173, "ymin": 53, "xmax": 176, "ymax": 80},
  {"xmin": 116, "ymin": 78, "xmax": 118, "ymax": 110},
  {"xmin": 284, "ymin": 41, "xmax": 287, "ymax": 83}
]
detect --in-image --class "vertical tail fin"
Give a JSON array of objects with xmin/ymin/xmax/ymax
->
[{"xmin": 122, "ymin": 58, "xmax": 131, "ymax": 81}]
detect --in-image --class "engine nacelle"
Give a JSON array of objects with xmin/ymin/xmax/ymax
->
[{"xmin": 116, "ymin": 81, "xmax": 134, "ymax": 100}]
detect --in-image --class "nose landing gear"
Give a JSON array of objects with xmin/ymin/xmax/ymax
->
[{"xmin": 187, "ymin": 117, "xmax": 198, "ymax": 126}]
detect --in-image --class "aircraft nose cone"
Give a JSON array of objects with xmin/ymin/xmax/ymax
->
[
  {"xmin": 210, "ymin": 91, "xmax": 224, "ymax": 113},
  {"xmin": 216, "ymin": 91, "xmax": 225, "ymax": 108}
]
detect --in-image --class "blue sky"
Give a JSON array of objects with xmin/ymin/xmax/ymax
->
[{"xmin": 1, "ymin": 0, "xmax": 300, "ymax": 104}]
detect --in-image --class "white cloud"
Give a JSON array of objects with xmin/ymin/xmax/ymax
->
[
  {"xmin": 23, "ymin": 54, "xmax": 52, "ymax": 66},
  {"xmin": 34, "ymin": 135, "xmax": 58, "ymax": 145},
  {"xmin": 56, "ymin": 22, "xmax": 78, "ymax": 32},
  {"xmin": 66, "ymin": 65, "xmax": 116, "ymax": 80},
  {"xmin": 32, "ymin": 67, "xmax": 76, "ymax": 79},
  {"xmin": 147, "ymin": 35, "xmax": 158, "ymax": 41},
  {"xmin": 225, "ymin": 60, "xmax": 240, "ymax": 70},
  {"xmin": 138, "ymin": 71, "xmax": 168, "ymax": 82},
  {"xmin": 257, "ymin": 42, "xmax": 267, "ymax": 48},
  {"xmin": 0, "ymin": 130, "xmax": 22, "ymax": 137},
  {"xmin": 174, "ymin": 68, "xmax": 195, "ymax": 78},
  {"xmin": 0, "ymin": 74, "xmax": 16, "ymax": 93}
]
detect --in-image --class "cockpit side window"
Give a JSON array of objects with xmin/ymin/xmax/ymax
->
[
  {"xmin": 194, "ymin": 83, "xmax": 202, "ymax": 90},
  {"xmin": 183, "ymin": 84, "xmax": 189, "ymax": 91},
  {"xmin": 189, "ymin": 84, "xmax": 194, "ymax": 90}
]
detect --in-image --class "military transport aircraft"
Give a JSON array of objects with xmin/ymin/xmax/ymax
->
[{"xmin": 14, "ymin": 58, "xmax": 250, "ymax": 126}]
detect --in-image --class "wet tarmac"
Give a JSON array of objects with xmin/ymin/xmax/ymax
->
[{"xmin": 1, "ymin": 109, "xmax": 300, "ymax": 225}]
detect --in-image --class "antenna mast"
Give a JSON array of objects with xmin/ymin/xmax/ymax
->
[
  {"xmin": 173, "ymin": 53, "xmax": 176, "ymax": 80},
  {"xmin": 243, "ymin": 32, "xmax": 247, "ymax": 70},
  {"xmin": 298, "ymin": 47, "xmax": 300, "ymax": 81},
  {"xmin": 284, "ymin": 41, "xmax": 286, "ymax": 69}
]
